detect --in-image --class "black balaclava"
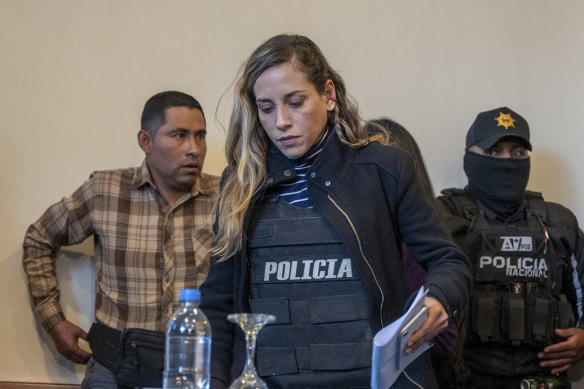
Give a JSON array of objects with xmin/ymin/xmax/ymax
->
[{"xmin": 463, "ymin": 150, "xmax": 531, "ymax": 219}]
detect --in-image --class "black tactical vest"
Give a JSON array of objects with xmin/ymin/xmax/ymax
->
[
  {"xmin": 442, "ymin": 189, "xmax": 575, "ymax": 350},
  {"xmin": 247, "ymin": 193, "xmax": 373, "ymax": 388}
]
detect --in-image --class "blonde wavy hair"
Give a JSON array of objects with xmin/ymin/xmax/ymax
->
[{"xmin": 212, "ymin": 34, "xmax": 389, "ymax": 261}]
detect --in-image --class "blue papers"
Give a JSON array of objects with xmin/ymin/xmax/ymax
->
[{"xmin": 371, "ymin": 287, "xmax": 431, "ymax": 389}]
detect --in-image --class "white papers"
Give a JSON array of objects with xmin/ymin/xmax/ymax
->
[{"xmin": 371, "ymin": 287, "xmax": 431, "ymax": 389}]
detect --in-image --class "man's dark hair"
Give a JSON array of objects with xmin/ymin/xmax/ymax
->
[{"xmin": 141, "ymin": 91, "xmax": 205, "ymax": 137}]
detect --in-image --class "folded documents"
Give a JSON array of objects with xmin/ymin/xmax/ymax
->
[{"xmin": 371, "ymin": 287, "xmax": 431, "ymax": 389}]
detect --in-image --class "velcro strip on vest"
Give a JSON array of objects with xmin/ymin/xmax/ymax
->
[
  {"xmin": 250, "ymin": 297, "xmax": 290, "ymax": 324},
  {"xmin": 256, "ymin": 342, "xmax": 372, "ymax": 376},
  {"xmin": 256, "ymin": 347, "xmax": 299, "ymax": 376},
  {"xmin": 258, "ymin": 322, "xmax": 373, "ymax": 348},
  {"xmin": 310, "ymin": 343, "xmax": 372, "ymax": 370},
  {"xmin": 250, "ymin": 294, "xmax": 369, "ymax": 325},
  {"xmin": 533, "ymin": 298, "xmax": 550, "ymax": 341},
  {"xmin": 508, "ymin": 297, "xmax": 525, "ymax": 346},
  {"xmin": 311, "ymin": 294, "xmax": 369, "ymax": 324}
]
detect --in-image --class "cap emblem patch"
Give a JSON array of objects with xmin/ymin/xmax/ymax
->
[{"xmin": 494, "ymin": 112, "xmax": 516, "ymax": 130}]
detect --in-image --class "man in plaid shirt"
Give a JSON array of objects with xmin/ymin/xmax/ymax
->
[{"xmin": 22, "ymin": 91, "xmax": 220, "ymax": 388}]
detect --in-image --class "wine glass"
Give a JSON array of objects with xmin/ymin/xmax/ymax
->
[{"xmin": 227, "ymin": 313, "xmax": 276, "ymax": 389}]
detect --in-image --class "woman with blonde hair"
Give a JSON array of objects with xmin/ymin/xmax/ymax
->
[{"xmin": 200, "ymin": 34, "xmax": 471, "ymax": 388}]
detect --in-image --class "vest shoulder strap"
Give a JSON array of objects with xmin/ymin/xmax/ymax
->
[
  {"xmin": 524, "ymin": 190, "xmax": 547, "ymax": 224},
  {"xmin": 439, "ymin": 188, "xmax": 480, "ymax": 221},
  {"xmin": 440, "ymin": 188, "xmax": 548, "ymax": 223}
]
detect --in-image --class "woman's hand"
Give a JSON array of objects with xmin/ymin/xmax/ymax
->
[{"xmin": 404, "ymin": 296, "xmax": 449, "ymax": 355}]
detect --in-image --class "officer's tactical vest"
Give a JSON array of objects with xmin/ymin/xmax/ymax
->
[
  {"xmin": 247, "ymin": 193, "xmax": 373, "ymax": 384},
  {"xmin": 441, "ymin": 189, "xmax": 575, "ymax": 348}
]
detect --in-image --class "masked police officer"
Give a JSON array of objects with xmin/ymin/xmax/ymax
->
[{"xmin": 436, "ymin": 107, "xmax": 584, "ymax": 389}]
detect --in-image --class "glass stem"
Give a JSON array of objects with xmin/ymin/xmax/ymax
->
[{"xmin": 244, "ymin": 329, "xmax": 258, "ymax": 373}]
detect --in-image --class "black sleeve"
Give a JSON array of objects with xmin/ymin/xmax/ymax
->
[
  {"xmin": 200, "ymin": 255, "xmax": 236, "ymax": 388},
  {"xmin": 392, "ymin": 156, "xmax": 472, "ymax": 321},
  {"xmin": 199, "ymin": 167, "xmax": 236, "ymax": 388},
  {"xmin": 546, "ymin": 202, "xmax": 584, "ymax": 328}
]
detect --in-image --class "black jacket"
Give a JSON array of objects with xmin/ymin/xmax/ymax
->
[{"xmin": 200, "ymin": 134, "xmax": 471, "ymax": 388}]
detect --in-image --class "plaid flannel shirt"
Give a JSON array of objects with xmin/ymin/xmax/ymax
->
[{"xmin": 23, "ymin": 160, "xmax": 220, "ymax": 332}]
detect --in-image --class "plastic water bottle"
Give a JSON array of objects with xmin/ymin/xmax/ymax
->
[{"xmin": 163, "ymin": 289, "xmax": 211, "ymax": 389}]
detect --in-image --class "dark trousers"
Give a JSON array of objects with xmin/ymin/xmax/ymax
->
[{"xmin": 81, "ymin": 356, "xmax": 139, "ymax": 389}]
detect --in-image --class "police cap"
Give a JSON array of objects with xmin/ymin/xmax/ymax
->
[{"xmin": 466, "ymin": 107, "xmax": 532, "ymax": 151}]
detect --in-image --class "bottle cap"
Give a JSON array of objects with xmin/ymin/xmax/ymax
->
[{"xmin": 179, "ymin": 289, "xmax": 201, "ymax": 302}]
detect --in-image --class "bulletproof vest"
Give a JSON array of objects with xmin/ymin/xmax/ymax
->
[
  {"xmin": 442, "ymin": 189, "xmax": 575, "ymax": 348},
  {"xmin": 247, "ymin": 193, "xmax": 373, "ymax": 386}
]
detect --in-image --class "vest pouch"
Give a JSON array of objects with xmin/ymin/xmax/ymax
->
[
  {"xmin": 503, "ymin": 294, "xmax": 525, "ymax": 346},
  {"xmin": 470, "ymin": 288, "xmax": 502, "ymax": 343},
  {"xmin": 526, "ymin": 296, "xmax": 553, "ymax": 346}
]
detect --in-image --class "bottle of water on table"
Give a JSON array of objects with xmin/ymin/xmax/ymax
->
[{"xmin": 163, "ymin": 289, "xmax": 211, "ymax": 389}]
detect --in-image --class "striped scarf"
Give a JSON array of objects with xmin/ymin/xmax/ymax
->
[{"xmin": 278, "ymin": 129, "xmax": 329, "ymax": 208}]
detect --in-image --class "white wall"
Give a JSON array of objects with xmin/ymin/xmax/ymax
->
[{"xmin": 2, "ymin": 0, "xmax": 584, "ymax": 385}]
